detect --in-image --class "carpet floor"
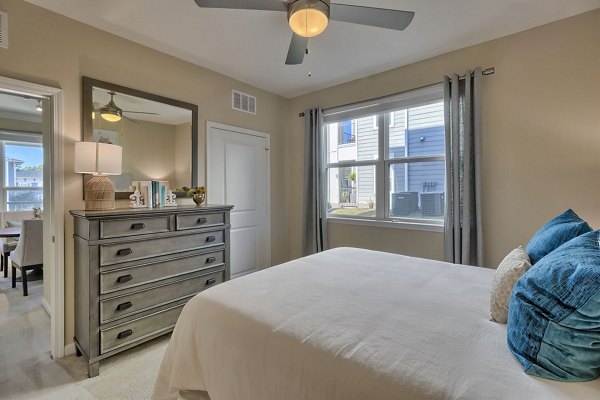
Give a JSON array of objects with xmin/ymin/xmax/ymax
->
[{"xmin": 1, "ymin": 273, "xmax": 170, "ymax": 400}]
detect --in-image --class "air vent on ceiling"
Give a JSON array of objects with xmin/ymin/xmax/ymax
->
[
  {"xmin": 0, "ymin": 11, "xmax": 7, "ymax": 49},
  {"xmin": 232, "ymin": 90, "xmax": 256, "ymax": 115}
]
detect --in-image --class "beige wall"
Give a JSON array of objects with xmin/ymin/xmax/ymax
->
[
  {"xmin": 287, "ymin": 9, "xmax": 600, "ymax": 267},
  {"xmin": 174, "ymin": 122, "xmax": 192, "ymax": 189},
  {"xmin": 0, "ymin": 0, "xmax": 290, "ymax": 345}
]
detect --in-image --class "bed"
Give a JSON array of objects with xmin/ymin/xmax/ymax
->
[{"xmin": 152, "ymin": 247, "xmax": 600, "ymax": 400}]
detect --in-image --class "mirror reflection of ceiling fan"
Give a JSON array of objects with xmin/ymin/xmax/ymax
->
[
  {"xmin": 194, "ymin": 0, "xmax": 415, "ymax": 65},
  {"xmin": 94, "ymin": 92, "xmax": 159, "ymax": 123}
]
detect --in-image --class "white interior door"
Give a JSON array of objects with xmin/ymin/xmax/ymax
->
[{"xmin": 207, "ymin": 122, "xmax": 270, "ymax": 279}]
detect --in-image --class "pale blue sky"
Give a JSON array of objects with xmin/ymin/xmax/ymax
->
[{"xmin": 6, "ymin": 144, "xmax": 43, "ymax": 168}]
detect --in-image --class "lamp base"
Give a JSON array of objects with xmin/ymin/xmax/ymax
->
[{"xmin": 85, "ymin": 175, "xmax": 116, "ymax": 211}]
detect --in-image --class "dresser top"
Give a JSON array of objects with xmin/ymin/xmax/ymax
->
[{"xmin": 70, "ymin": 204, "xmax": 233, "ymax": 218}]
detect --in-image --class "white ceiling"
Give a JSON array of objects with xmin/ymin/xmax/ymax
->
[
  {"xmin": 0, "ymin": 92, "xmax": 43, "ymax": 123},
  {"xmin": 25, "ymin": 0, "xmax": 600, "ymax": 98}
]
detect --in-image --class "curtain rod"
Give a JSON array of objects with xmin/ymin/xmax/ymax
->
[{"xmin": 298, "ymin": 67, "xmax": 495, "ymax": 117}]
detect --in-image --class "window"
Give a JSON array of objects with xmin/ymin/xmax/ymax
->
[
  {"xmin": 323, "ymin": 85, "xmax": 445, "ymax": 226},
  {"xmin": 1, "ymin": 133, "xmax": 44, "ymax": 211},
  {"xmin": 337, "ymin": 120, "xmax": 356, "ymax": 144}
]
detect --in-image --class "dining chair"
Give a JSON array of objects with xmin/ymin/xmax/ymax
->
[
  {"xmin": 0, "ymin": 238, "xmax": 18, "ymax": 278},
  {"xmin": 11, "ymin": 219, "xmax": 43, "ymax": 296}
]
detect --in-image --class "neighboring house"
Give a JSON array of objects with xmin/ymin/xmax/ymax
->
[
  {"xmin": 15, "ymin": 169, "xmax": 44, "ymax": 187},
  {"xmin": 327, "ymin": 102, "xmax": 445, "ymax": 216}
]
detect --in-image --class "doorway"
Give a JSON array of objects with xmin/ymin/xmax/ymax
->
[
  {"xmin": 0, "ymin": 76, "xmax": 64, "ymax": 360},
  {"xmin": 206, "ymin": 121, "xmax": 270, "ymax": 278}
]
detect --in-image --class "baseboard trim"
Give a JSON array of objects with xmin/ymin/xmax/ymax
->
[
  {"xmin": 64, "ymin": 342, "xmax": 76, "ymax": 356},
  {"xmin": 41, "ymin": 297, "xmax": 52, "ymax": 317}
]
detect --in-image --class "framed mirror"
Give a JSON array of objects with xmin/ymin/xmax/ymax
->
[{"xmin": 82, "ymin": 77, "xmax": 198, "ymax": 199}]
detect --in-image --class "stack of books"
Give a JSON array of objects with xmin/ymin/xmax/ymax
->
[{"xmin": 133, "ymin": 180, "xmax": 171, "ymax": 208}]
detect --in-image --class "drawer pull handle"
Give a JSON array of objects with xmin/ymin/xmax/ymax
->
[
  {"xmin": 116, "ymin": 275, "xmax": 133, "ymax": 283},
  {"xmin": 197, "ymin": 217, "xmax": 208, "ymax": 224},
  {"xmin": 206, "ymin": 256, "xmax": 217, "ymax": 263},
  {"xmin": 131, "ymin": 223, "xmax": 145, "ymax": 230},
  {"xmin": 116, "ymin": 301, "xmax": 132, "ymax": 311},
  {"xmin": 206, "ymin": 236, "xmax": 216, "ymax": 243},
  {"xmin": 117, "ymin": 329, "xmax": 133, "ymax": 340},
  {"xmin": 117, "ymin": 248, "xmax": 133, "ymax": 256},
  {"xmin": 206, "ymin": 278, "xmax": 217, "ymax": 286}
]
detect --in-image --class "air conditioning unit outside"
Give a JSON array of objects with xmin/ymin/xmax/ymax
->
[
  {"xmin": 420, "ymin": 192, "xmax": 445, "ymax": 217},
  {"xmin": 391, "ymin": 192, "xmax": 419, "ymax": 216}
]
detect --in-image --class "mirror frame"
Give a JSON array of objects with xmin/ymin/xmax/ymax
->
[{"xmin": 82, "ymin": 76, "xmax": 199, "ymax": 199}]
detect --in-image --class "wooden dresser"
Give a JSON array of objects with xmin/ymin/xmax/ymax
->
[{"xmin": 70, "ymin": 205, "xmax": 233, "ymax": 377}]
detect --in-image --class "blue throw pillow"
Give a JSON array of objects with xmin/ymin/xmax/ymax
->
[
  {"xmin": 507, "ymin": 230, "xmax": 600, "ymax": 381},
  {"xmin": 525, "ymin": 209, "xmax": 591, "ymax": 264}
]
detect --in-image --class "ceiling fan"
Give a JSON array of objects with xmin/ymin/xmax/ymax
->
[
  {"xmin": 94, "ymin": 92, "xmax": 158, "ymax": 123},
  {"xmin": 193, "ymin": 0, "xmax": 415, "ymax": 65}
]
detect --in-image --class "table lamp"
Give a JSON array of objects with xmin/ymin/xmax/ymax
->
[{"xmin": 74, "ymin": 142, "xmax": 122, "ymax": 210}]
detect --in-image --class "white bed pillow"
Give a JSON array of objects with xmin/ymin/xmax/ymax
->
[{"xmin": 490, "ymin": 247, "xmax": 531, "ymax": 324}]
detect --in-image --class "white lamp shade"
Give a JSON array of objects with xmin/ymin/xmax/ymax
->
[
  {"xmin": 74, "ymin": 141, "xmax": 122, "ymax": 175},
  {"xmin": 97, "ymin": 142, "xmax": 122, "ymax": 175},
  {"xmin": 74, "ymin": 141, "xmax": 98, "ymax": 174}
]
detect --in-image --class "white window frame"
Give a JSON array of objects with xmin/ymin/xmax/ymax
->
[{"xmin": 323, "ymin": 84, "xmax": 445, "ymax": 231}]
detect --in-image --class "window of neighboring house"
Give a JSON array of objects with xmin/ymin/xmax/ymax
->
[
  {"xmin": 1, "ymin": 134, "xmax": 44, "ymax": 211},
  {"xmin": 323, "ymin": 84, "xmax": 445, "ymax": 227},
  {"xmin": 338, "ymin": 120, "xmax": 356, "ymax": 144}
]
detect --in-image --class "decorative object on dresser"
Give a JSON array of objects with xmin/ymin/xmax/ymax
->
[
  {"xmin": 74, "ymin": 141, "xmax": 123, "ymax": 211},
  {"xmin": 70, "ymin": 204, "xmax": 233, "ymax": 377}
]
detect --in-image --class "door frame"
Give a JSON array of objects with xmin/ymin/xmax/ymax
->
[
  {"xmin": 0, "ymin": 76, "xmax": 65, "ymax": 359},
  {"xmin": 206, "ymin": 121, "xmax": 271, "ymax": 268}
]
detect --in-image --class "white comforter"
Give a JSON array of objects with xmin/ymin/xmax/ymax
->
[{"xmin": 152, "ymin": 247, "xmax": 600, "ymax": 400}]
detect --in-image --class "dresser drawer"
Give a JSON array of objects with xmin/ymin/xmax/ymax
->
[
  {"xmin": 100, "ymin": 250, "xmax": 225, "ymax": 294},
  {"xmin": 100, "ymin": 304, "xmax": 184, "ymax": 354},
  {"xmin": 176, "ymin": 212, "xmax": 225, "ymax": 231},
  {"xmin": 100, "ymin": 216, "xmax": 171, "ymax": 239},
  {"xmin": 100, "ymin": 230, "xmax": 224, "ymax": 266},
  {"xmin": 100, "ymin": 269, "xmax": 224, "ymax": 323}
]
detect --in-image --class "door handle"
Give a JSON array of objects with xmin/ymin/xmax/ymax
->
[
  {"xmin": 206, "ymin": 256, "xmax": 217, "ymax": 264},
  {"xmin": 116, "ymin": 301, "xmax": 132, "ymax": 311},
  {"xmin": 130, "ymin": 223, "xmax": 146, "ymax": 230},
  {"xmin": 117, "ymin": 248, "xmax": 133, "ymax": 256},
  {"xmin": 197, "ymin": 217, "xmax": 208, "ymax": 224},
  {"xmin": 205, "ymin": 236, "xmax": 216, "ymax": 243}
]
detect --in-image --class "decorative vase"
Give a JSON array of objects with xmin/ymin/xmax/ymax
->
[{"xmin": 192, "ymin": 192, "xmax": 206, "ymax": 206}]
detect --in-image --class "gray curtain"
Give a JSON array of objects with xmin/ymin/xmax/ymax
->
[
  {"xmin": 301, "ymin": 107, "xmax": 328, "ymax": 256},
  {"xmin": 443, "ymin": 68, "xmax": 483, "ymax": 266}
]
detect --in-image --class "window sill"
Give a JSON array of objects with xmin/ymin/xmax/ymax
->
[{"xmin": 327, "ymin": 216, "xmax": 444, "ymax": 233}]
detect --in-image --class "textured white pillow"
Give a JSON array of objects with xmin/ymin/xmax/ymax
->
[{"xmin": 490, "ymin": 247, "xmax": 531, "ymax": 324}]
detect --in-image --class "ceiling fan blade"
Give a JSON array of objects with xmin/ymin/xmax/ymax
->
[
  {"xmin": 123, "ymin": 115, "xmax": 139, "ymax": 124},
  {"xmin": 194, "ymin": 0, "xmax": 287, "ymax": 12},
  {"xmin": 285, "ymin": 33, "xmax": 308, "ymax": 65},
  {"xmin": 123, "ymin": 110, "xmax": 159, "ymax": 115},
  {"xmin": 330, "ymin": 4, "xmax": 415, "ymax": 31}
]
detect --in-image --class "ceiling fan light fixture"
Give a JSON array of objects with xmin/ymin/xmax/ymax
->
[
  {"xmin": 288, "ymin": 0, "xmax": 330, "ymax": 38},
  {"xmin": 35, "ymin": 100, "xmax": 43, "ymax": 112},
  {"xmin": 100, "ymin": 93, "xmax": 123, "ymax": 122}
]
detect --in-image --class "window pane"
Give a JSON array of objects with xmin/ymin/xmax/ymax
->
[
  {"xmin": 4, "ymin": 142, "xmax": 44, "ymax": 211},
  {"xmin": 326, "ymin": 116, "xmax": 379, "ymax": 164},
  {"xmin": 7, "ymin": 189, "xmax": 43, "ymax": 211},
  {"xmin": 388, "ymin": 101, "xmax": 445, "ymax": 159},
  {"xmin": 389, "ymin": 160, "xmax": 445, "ymax": 221},
  {"xmin": 327, "ymin": 166, "xmax": 376, "ymax": 218}
]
